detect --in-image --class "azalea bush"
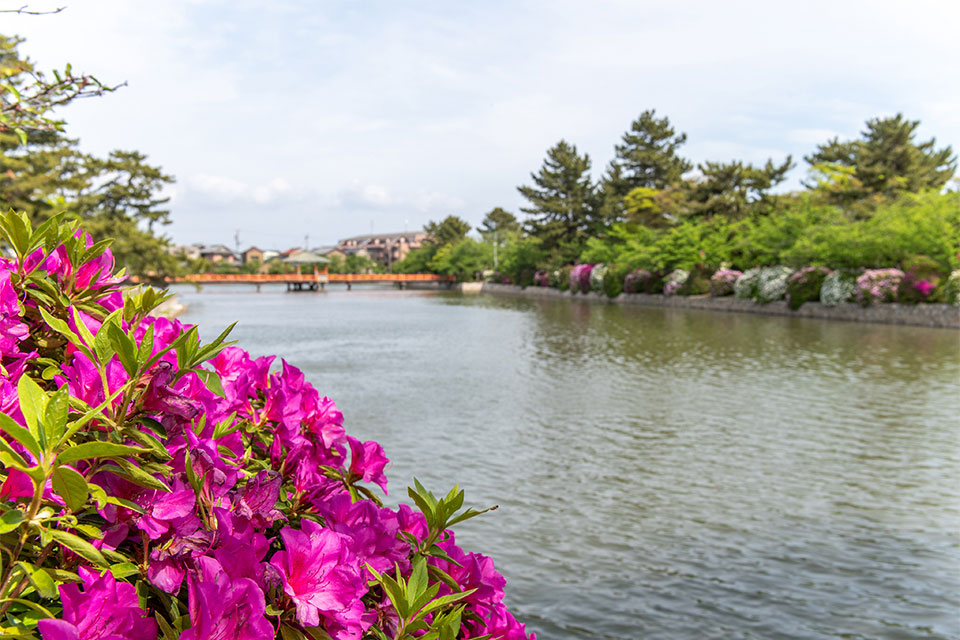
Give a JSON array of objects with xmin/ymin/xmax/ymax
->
[
  {"xmin": 569, "ymin": 264, "xmax": 594, "ymax": 294},
  {"xmin": 588, "ymin": 264, "xmax": 607, "ymax": 295},
  {"xmin": 945, "ymin": 270, "xmax": 960, "ymax": 306},
  {"xmin": 754, "ymin": 266, "xmax": 793, "ymax": 303},
  {"xmin": 785, "ymin": 266, "xmax": 832, "ymax": 310},
  {"xmin": 532, "ymin": 270, "xmax": 550, "ymax": 287},
  {"xmin": 662, "ymin": 269, "xmax": 689, "ymax": 297},
  {"xmin": 709, "ymin": 269, "xmax": 741, "ymax": 297},
  {"xmin": 897, "ymin": 256, "xmax": 944, "ymax": 305},
  {"xmin": 0, "ymin": 212, "xmax": 534, "ymax": 640},
  {"xmin": 733, "ymin": 268, "xmax": 761, "ymax": 300},
  {"xmin": 820, "ymin": 271, "xmax": 857, "ymax": 307},
  {"xmin": 856, "ymin": 268, "xmax": 905, "ymax": 306}
]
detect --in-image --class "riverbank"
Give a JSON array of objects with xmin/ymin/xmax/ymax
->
[
  {"xmin": 470, "ymin": 283, "xmax": 960, "ymax": 329},
  {"xmin": 153, "ymin": 294, "xmax": 187, "ymax": 318}
]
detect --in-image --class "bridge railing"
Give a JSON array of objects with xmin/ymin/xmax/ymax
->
[{"xmin": 130, "ymin": 273, "xmax": 457, "ymax": 284}]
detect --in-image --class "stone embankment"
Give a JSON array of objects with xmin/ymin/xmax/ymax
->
[
  {"xmin": 153, "ymin": 294, "xmax": 187, "ymax": 318},
  {"xmin": 467, "ymin": 283, "xmax": 959, "ymax": 329}
]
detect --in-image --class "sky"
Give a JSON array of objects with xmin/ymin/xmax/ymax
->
[{"xmin": 5, "ymin": 0, "xmax": 959, "ymax": 249}]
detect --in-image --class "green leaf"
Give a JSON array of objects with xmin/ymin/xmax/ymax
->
[
  {"xmin": 0, "ymin": 411, "xmax": 41, "ymax": 461},
  {"xmin": 38, "ymin": 307, "xmax": 95, "ymax": 362},
  {"xmin": 99, "ymin": 461, "xmax": 170, "ymax": 492},
  {"xmin": 193, "ymin": 369, "xmax": 225, "ymax": 398},
  {"xmin": 107, "ymin": 322, "xmax": 138, "ymax": 377},
  {"xmin": 0, "ymin": 510, "xmax": 24, "ymax": 534},
  {"xmin": 49, "ymin": 529, "xmax": 107, "ymax": 567},
  {"xmin": 17, "ymin": 375, "xmax": 49, "ymax": 450},
  {"xmin": 280, "ymin": 625, "xmax": 309, "ymax": 640},
  {"xmin": 44, "ymin": 387, "xmax": 69, "ymax": 445},
  {"xmin": 15, "ymin": 562, "xmax": 57, "ymax": 599},
  {"xmin": 109, "ymin": 563, "xmax": 140, "ymax": 579},
  {"xmin": 50, "ymin": 465, "xmax": 89, "ymax": 512},
  {"xmin": 137, "ymin": 323, "xmax": 154, "ymax": 370},
  {"xmin": 70, "ymin": 306, "xmax": 97, "ymax": 349},
  {"xmin": 57, "ymin": 442, "xmax": 146, "ymax": 465}
]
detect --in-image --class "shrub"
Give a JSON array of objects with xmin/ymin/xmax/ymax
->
[
  {"xmin": 734, "ymin": 267, "xmax": 762, "ymax": 299},
  {"xmin": 786, "ymin": 266, "xmax": 832, "ymax": 310},
  {"xmin": 856, "ymin": 268, "xmax": 905, "ymax": 305},
  {"xmin": 679, "ymin": 265, "xmax": 712, "ymax": 295},
  {"xmin": 557, "ymin": 265, "xmax": 573, "ymax": 291},
  {"xmin": 820, "ymin": 271, "xmax": 858, "ymax": 306},
  {"xmin": 570, "ymin": 263, "xmax": 594, "ymax": 293},
  {"xmin": 945, "ymin": 270, "xmax": 960, "ymax": 306},
  {"xmin": 0, "ymin": 213, "xmax": 534, "ymax": 640},
  {"xmin": 755, "ymin": 266, "xmax": 794, "ymax": 302},
  {"xmin": 533, "ymin": 269, "xmax": 550, "ymax": 287},
  {"xmin": 589, "ymin": 263, "xmax": 608, "ymax": 294},
  {"xmin": 602, "ymin": 265, "xmax": 624, "ymax": 298},
  {"xmin": 710, "ymin": 269, "xmax": 742, "ymax": 296},
  {"xmin": 897, "ymin": 255, "xmax": 944, "ymax": 304},
  {"xmin": 663, "ymin": 269, "xmax": 689, "ymax": 296}
]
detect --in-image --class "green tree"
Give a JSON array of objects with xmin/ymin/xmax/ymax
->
[
  {"xmin": 476, "ymin": 207, "xmax": 519, "ymax": 237},
  {"xmin": 599, "ymin": 110, "xmax": 691, "ymax": 220},
  {"xmin": 518, "ymin": 139, "xmax": 598, "ymax": 262},
  {"xmin": 424, "ymin": 215, "xmax": 471, "ymax": 247},
  {"xmin": 805, "ymin": 113, "xmax": 957, "ymax": 202},
  {"xmin": 686, "ymin": 157, "xmax": 793, "ymax": 220}
]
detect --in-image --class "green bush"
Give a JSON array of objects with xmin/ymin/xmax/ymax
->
[
  {"xmin": 679, "ymin": 265, "xmax": 712, "ymax": 295},
  {"xmin": 786, "ymin": 266, "xmax": 831, "ymax": 309},
  {"xmin": 557, "ymin": 265, "xmax": 573, "ymax": 291},
  {"xmin": 603, "ymin": 264, "xmax": 625, "ymax": 298}
]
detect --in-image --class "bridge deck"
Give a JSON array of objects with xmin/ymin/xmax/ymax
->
[{"xmin": 135, "ymin": 273, "xmax": 456, "ymax": 284}]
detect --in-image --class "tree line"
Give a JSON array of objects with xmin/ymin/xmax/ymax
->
[{"xmin": 396, "ymin": 109, "xmax": 957, "ymax": 283}]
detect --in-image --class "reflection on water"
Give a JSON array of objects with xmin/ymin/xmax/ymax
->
[{"xmin": 174, "ymin": 285, "xmax": 960, "ymax": 640}]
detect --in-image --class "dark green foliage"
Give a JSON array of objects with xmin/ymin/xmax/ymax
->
[
  {"xmin": 556, "ymin": 265, "xmax": 573, "ymax": 291},
  {"xmin": 785, "ymin": 266, "xmax": 831, "ymax": 310},
  {"xmin": 602, "ymin": 264, "xmax": 626, "ymax": 298},
  {"xmin": 599, "ymin": 110, "xmax": 691, "ymax": 220},
  {"xmin": 424, "ymin": 215, "xmax": 471, "ymax": 247},
  {"xmin": 686, "ymin": 157, "xmax": 794, "ymax": 220},
  {"xmin": 477, "ymin": 207, "xmax": 519, "ymax": 237},
  {"xmin": 678, "ymin": 265, "xmax": 712, "ymax": 295},
  {"xmin": 805, "ymin": 113, "xmax": 957, "ymax": 202},
  {"xmin": 518, "ymin": 140, "xmax": 599, "ymax": 263}
]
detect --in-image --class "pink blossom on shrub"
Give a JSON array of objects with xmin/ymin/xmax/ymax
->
[
  {"xmin": 0, "ymin": 216, "xmax": 535, "ymax": 640},
  {"xmin": 856, "ymin": 268, "xmax": 905, "ymax": 305},
  {"xmin": 709, "ymin": 269, "xmax": 742, "ymax": 297}
]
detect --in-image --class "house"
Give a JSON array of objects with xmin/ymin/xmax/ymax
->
[
  {"xmin": 199, "ymin": 244, "xmax": 237, "ymax": 264},
  {"xmin": 168, "ymin": 243, "xmax": 203, "ymax": 260},
  {"xmin": 311, "ymin": 245, "xmax": 347, "ymax": 261},
  {"xmin": 335, "ymin": 231, "xmax": 427, "ymax": 268},
  {"xmin": 242, "ymin": 246, "xmax": 264, "ymax": 264}
]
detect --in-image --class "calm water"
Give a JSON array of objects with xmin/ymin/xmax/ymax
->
[{"xmin": 173, "ymin": 284, "xmax": 960, "ymax": 640}]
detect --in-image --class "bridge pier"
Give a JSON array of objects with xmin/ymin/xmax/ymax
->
[{"xmin": 347, "ymin": 283, "xmax": 352, "ymax": 291}]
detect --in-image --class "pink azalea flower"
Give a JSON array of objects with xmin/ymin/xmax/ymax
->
[
  {"xmin": 37, "ymin": 567, "xmax": 156, "ymax": 640},
  {"xmin": 269, "ymin": 519, "xmax": 367, "ymax": 631},
  {"xmin": 180, "ymin": 557, "xmax": 274, "ymax": 640}
]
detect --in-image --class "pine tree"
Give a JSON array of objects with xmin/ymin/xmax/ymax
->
[
  {"xmin": 599, "ymin": 110, "xmax": 691, "ymax": 221},
  {"xmin": 686, "ymin": 157, "xmax": 794, "ymax": 219},
  {"xmin": 424, "ymin": 215, "xmax": 471, "ymax": 246},
  {"xmin": 518, "ymin": 140, "xmax": 598, "ymax": 262},
  {"xmin": 805, "ymin": 113, "xmax": 957, "ymax": 200},
  {"xmin": 476, "ymin": 207, "xmax": 519, "ymax": 237}
]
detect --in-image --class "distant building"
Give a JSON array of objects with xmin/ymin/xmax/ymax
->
[
  {"xmin": 311, "ymin": 245, "xmax": 347, "ymax": 260},
  {"xmin": 199, "ymin": 244, "xmax": 237, "ymax": 264},
  {"xmin": 335, "ymin": 231, "xmax": 427, "ymax": 268},
  {"xmin": 242, "ymin": 246, "xmax": 264, "ymax": 264},
  {"xmin": 261, "ymin": 249, "xmax": 280, "ymax": 262},
  {"xmin": 168, "ymin": 243, "xmax": 203, "ymax": 260}
]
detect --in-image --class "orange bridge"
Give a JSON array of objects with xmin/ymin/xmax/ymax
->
[{"xmin": 132, "ymin": 273, "xmax": 456, "ymax": 291}]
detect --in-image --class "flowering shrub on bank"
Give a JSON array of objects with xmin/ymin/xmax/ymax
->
[
  {"xmin": 755, "ymin": 266, "xmax": 794, "ymax": 303},
  {"xmin": 663, "ymin": 269, "xmax": 689, "ymax": 297},
  {"xmin": 734, "ymin": 268, "xmax": 761, "ymax": 299},
  {"xmin": 0, "ymin": 213, "xmax": 534, "ymax": 640},
  {"xmin": 819, "ymin": 271, "xmax": 857, "ymax": 306},
  {"xmin": 709, "ymin": 269, "xmax": 742, "ymax": 297},
  {"xmin": 785, "ymin": 266, "xmax": 832, "ymax": 310},
  {"xmin": 856, "ymin": 268, "xmax": 905, "ymax": 306},
  {"xmin": 945, "ymin": 271, "xmax": 960, "ymax": 306},
  {"xmin": 533, "ymin": 270, "xmax": 550, "ymax": 287},
  {"xmin": 569, "ymin": 264, "xmax": 594, "ymax": 294},
  {"xmin": 588, "ymin": 264, "xmax": 607, "ymax": 295}
]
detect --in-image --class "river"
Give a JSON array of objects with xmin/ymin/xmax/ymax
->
[{"xmin": 172, "ymin": 284, "xmax": 960, "ymax": 640}]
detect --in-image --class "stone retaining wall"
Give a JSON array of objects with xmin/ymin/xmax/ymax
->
[{"xmin": 474, "ymin": 283, "xmax": 960, "ymax": 329}]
